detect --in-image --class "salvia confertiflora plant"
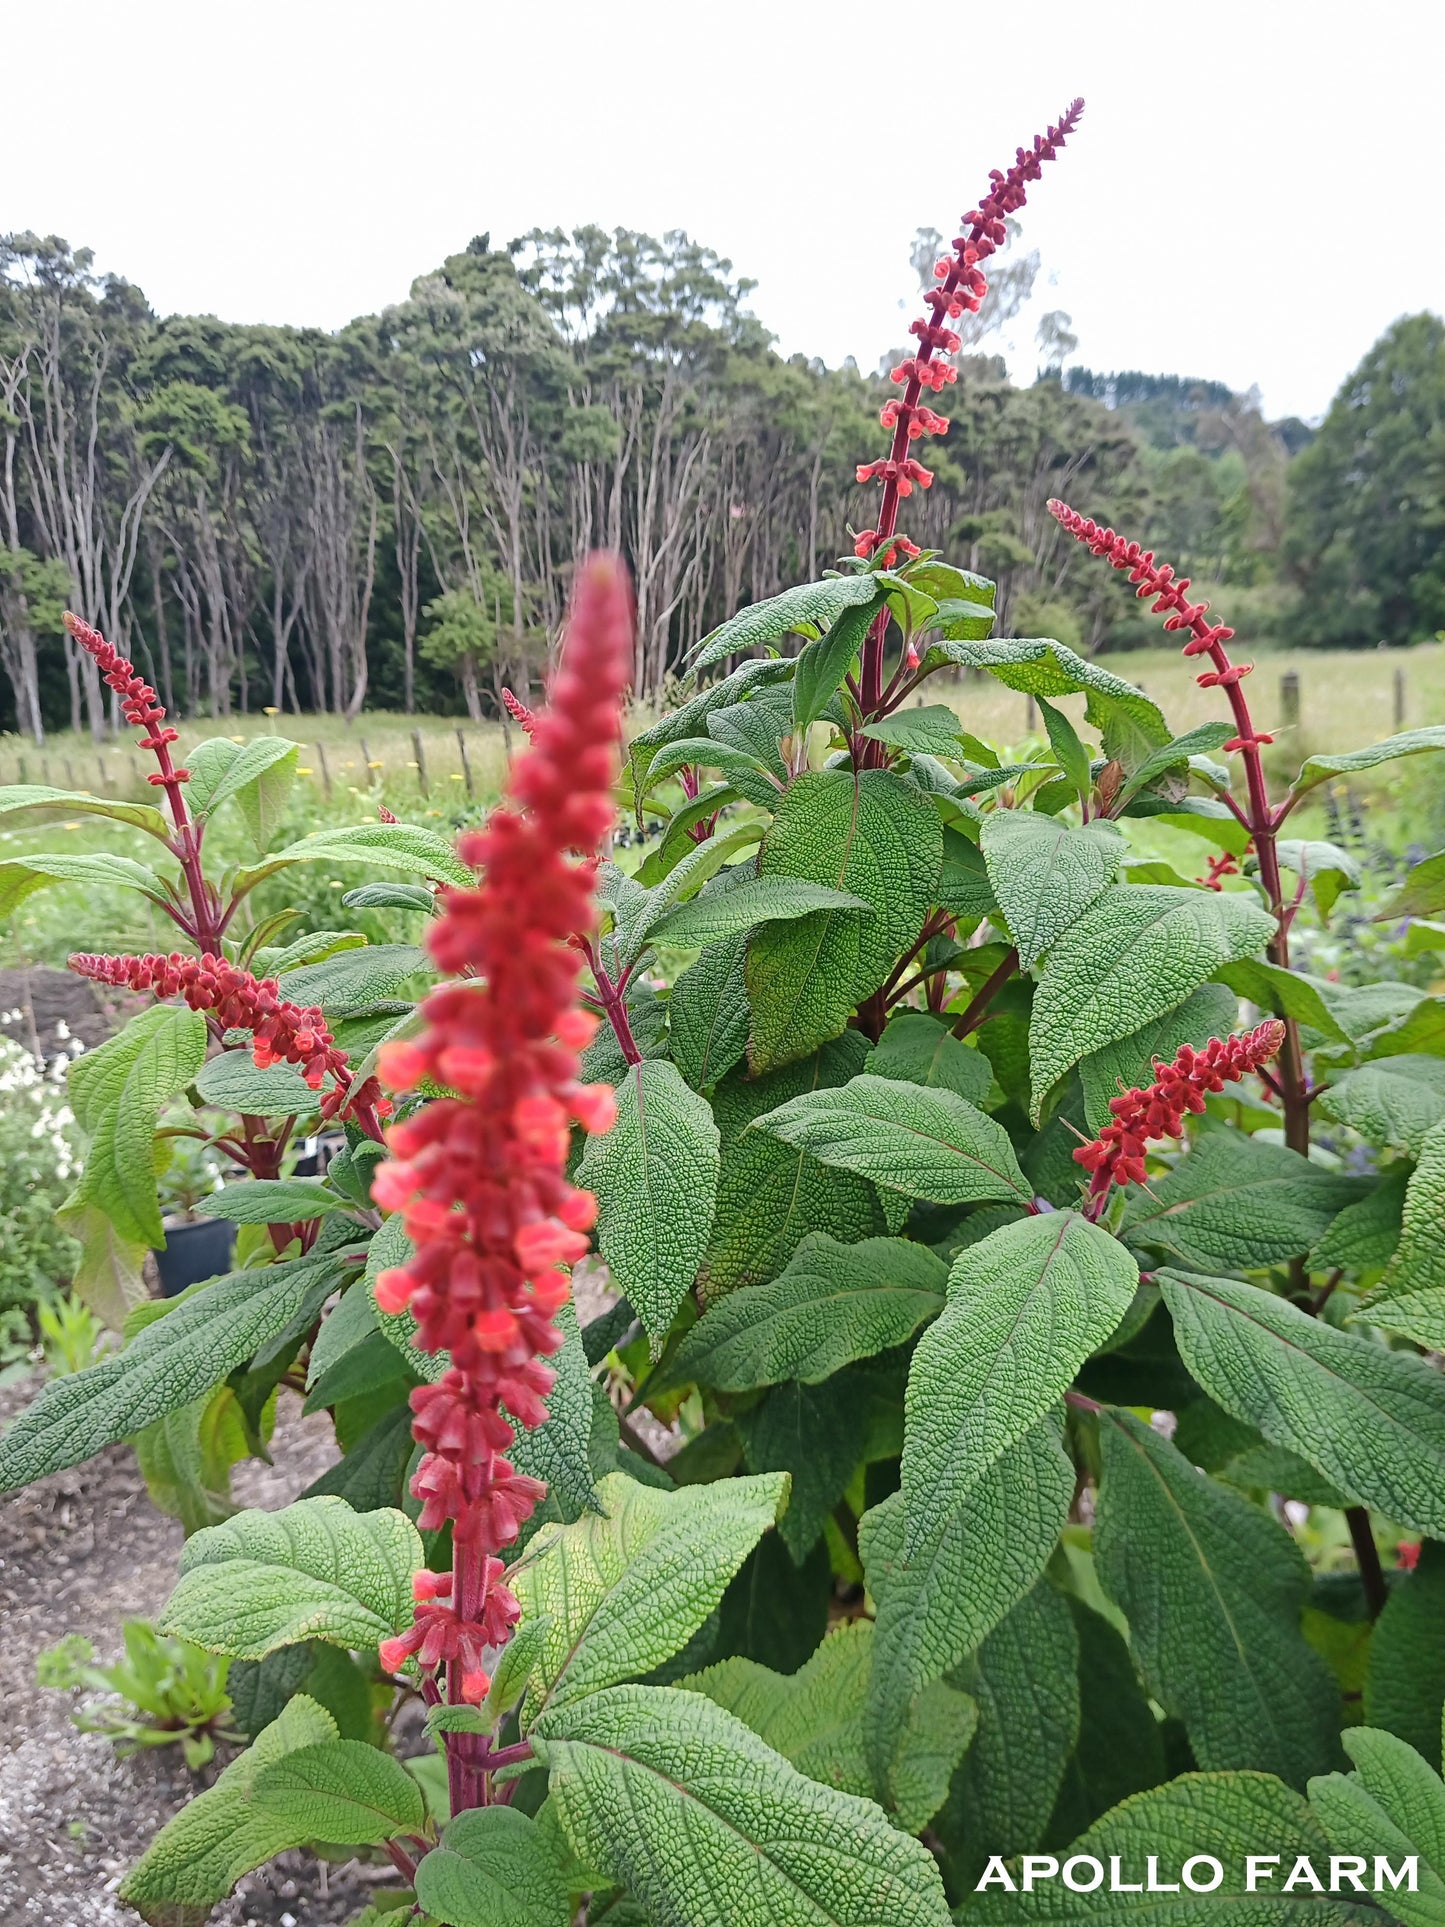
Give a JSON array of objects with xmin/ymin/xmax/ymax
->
[{"xmin": 6, "ymin": 99, "xmax": 1445, "ymax": 1927}]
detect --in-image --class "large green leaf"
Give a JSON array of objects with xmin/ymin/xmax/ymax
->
[
  {"xmin": 158, "ymin": 1496, "xmax": 422, "ymax": 1658},
  {"xmin": 1320, "ymin": 1057, "xmax": 1445, "ymax": 1156},
  {"xmin": 248, "ymin": 1737, "xmax": 426, "ymax": 1843},
  {"xmin": 752, "ymin": 1071, "xmax": 1033, "ymax": 1206},
  {"xmin": 736, "ymin": 1372, "xmax": 867, "ymax": 1563},
  {"xmin": 669, "ymin": 929, "xmax": 751, "ymax": 1091},
  {"xmin": 1120, "ymin": 1135, "xmax": 1371, "ymax": 1270},
  {"xmin": 859, "ymin": 703, "xmax": 973, "ymax": 762},
  {"xmin": 1095, "ymin": 1410, "xmax": 1339, "ymax": 1788},
  {"xmin": 1358, "ymin": 1119, "xmax": 1445, "ymax": 1349},
  {"xmin": 1308, "ymin": 1727, "xmax": 1445, "ymax": 1927},
  {"xmin": 1171, "ymin": 1397, "xmax": 1349, "ymax": 1509},
  {"xmin": 688, "ymin": 574, "xmax": 884, "ymax": 673},
  {"xmin": 941, "ymin": 1582, "xmax": 1081, "ymax": 1892},
  {"xmin": 1114, "ymin": 722, "xmax": 1237, "ymax": 807},
  {"xmin": 746, "ymin": 768, "xmax": 941, "ymax": 1072},
  {"xmin": 194, "ymin": 1049, "xmax": 318, "ymax": 1116},
  {"xmin": 696, "ymin": 1034, "xmax": 888, "ymax": 1301},
  {"xmin": 1029, "ymin": 887, "xmax": 1275, "ymax": 1115},
  {"xmin": 1079, "ymin": 983, "xmax": 1239, "ymax": 1133},
  {"xmin": 968, "ymin": 1770, "xmax": 1369, "ymax": 1922},
  {"xmin": 578, "ymin": 1058, "xmax": 720, "ymax": 1345},
  {"xmin": 65, "ymin": 1003, "xmax": 208, "ymax": 1248},
  {"xmin": 862, "ymin": 1419, "xmax": 1075, "ymax": 1789},
  {"xmin": 902, "ymin": 1215, "xmax": 1137, "ymax": 1554},
  {"xmin": 868, "ymin": 1008, "xmax": 992, "ymax": 1103},
  {"xmin": 684, "ymin": 1618, "xmax": 976, "ymax": 1834},
  {"xmin": 414, "ymin": 1806, "xmax": 570, "ymax": 1927},
  {"xmin": 119, "ymin": 1694, "xmax": 340, "ymax": 1924},
  {"xmin": 506, "ymin": 1298, "xmax": 601, "ymax": 1519},
  {"xmin": 981, "ymin": 813, "xmax": 1123, "ymax": 968},
  {"xmin": 188, "ymin": 736, "xmax": 301, "ymax": 854},
  {"xmin": 234, "ymin": 820, "xmax": 473, "ymax": 896},
  {"xmin": 926, "ymin": 639, "xmax": 1168, "ymax": 763},
  {"xmin": 534, "ymin": 1682, "xmax": 951, "ymax": 1927},
  {"xmin": 0, "ymin": 849, "xmax": 171, "ymax": 920},
  {"xmin": 628, "ymin": 658, "xmax": 795, "ymax": 808},
  {"xmin": 0, "ymin": 1249, "xmax": 343, "ymax": 1491},
  {"xmin": 510, "ymin": 1472, "xmax": 788, "ymax": 1721},
  {"xmin": 0, "ymin": 781, "xmax": 172, "ymax": 840},
  {"xmin": 1378, "ymin": 851, "xmax": 1445, "ymax": 923},
  {"xmin": 277, "ymin": 942, "xmax": 428, "ymax": 1011},
  {"xmin": 1292, "ymin": 727, "xmax": 1445, "ymax": 797},
  {"xmin": 661, "ymin": 1232, "xmax": 944, "ymax": 1392},
  {"xmin": 1159, "ymin": 1269, "xmax": 1445, "ymax": 1536},
  {"xmin": 1212, "ymin": 957, "xmax": 1354, "ymax": 1045},
  {"xmin": 205, "ymin": 1177, "xmax": 353, "ymax": 1224},
  {"xmin": 56, "ymin": 1201, "xmax": 149, "ymax": 1331},
  {"xmin": 1365, "ymin": 1542, "xmax": 1445, "ymax": 1760},
  {"xmin": 793, "ymin": 600, "xmax": 878, "ymax": 730},
  {"xmin": 648, "ymin": 876, "xmax": 871, "ymax": 949}
]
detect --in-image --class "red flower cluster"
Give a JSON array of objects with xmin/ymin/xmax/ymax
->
[
  {"xmin": 1046, "ymin": 502, "xmax": 1273, "ymax": 757},
  {"xmin": 67, "ymin": 950, "xmax": 383, "ymax": 1126},
  {"xmin": 1074, "ymin": 1021, "xmax": 1286, "ymax": 1198},
  {"xmin": 853, "ymin": 100, "xmax": 1083, "ymax": 560},
  {"xmin": 500, "ymin": 687, "xmax": 537, "ymax": 737},
  {"xmin": 368, "ymin": 554, "xmax": 632, "ymax": 1704},
  {"xmin": 62, "ymin": 613, "xmax": 191, "ymax": 790}
]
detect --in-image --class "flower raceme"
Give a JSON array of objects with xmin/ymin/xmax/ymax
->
[
  {"xmin": 369, "ymin": 554, "xmax": 633, "ymax": 1708},
  {"xmin": 1074, "ymin": 1021, "xmax": 1286, "ymax": 1203},
  {"xmin": 66, "ymin": 950, "xmax": 386, "ymax": 1130},
  {"xmin": 62, "ymin": 612, "xmax": 187, "ymax": 784},
  {"xmin": 852, "ymin": 99, "xmax": 1084, "ymax": 563}
]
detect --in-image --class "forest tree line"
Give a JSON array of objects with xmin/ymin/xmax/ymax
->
[{"xmin": 1, "ymin": 221, "xmax": 1442, "ymax": 743}]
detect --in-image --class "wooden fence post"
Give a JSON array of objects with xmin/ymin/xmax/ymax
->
[
  {"xmin": 315, "ymin": 742, "xmax": 332, "ymax": 799},
  {"xmin": 455, "ymin": 727, "xmax": 474, "ymax": 799},
  {"xmin": 1394, "ymin": 665, "xmax": 1406, "ymax": 731},
  {"xmin": 411, "ymin": 729, "xmax": 429, "ymax": 798},
  {"xmin": 1280, "ymin": 671, "xmax": 1301, "ymax": 731}
]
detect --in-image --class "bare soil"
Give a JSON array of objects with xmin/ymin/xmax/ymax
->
[{"xmin": 0, "ymin": 1377, "xmax": 397, "ymax": 1927}]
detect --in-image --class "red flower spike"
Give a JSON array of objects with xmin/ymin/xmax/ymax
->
[
  {"xmin": 66, "ymin": 950, "xmax": 382, "ymax": 1125},
  {"xmin": 500, "ymin": 687, "xmax": 537, "ymax": 737},
  {"xmin": 1073, "ymin": 1021, "xmax": 1286, "ymax": 1200},
  {"xmin": 371, "ymin": 553, "xmax": 631, "ymax": 1715},
  {"xmin": 858, "ymin": 101, "xmax": 1083, "ymax": 551}
]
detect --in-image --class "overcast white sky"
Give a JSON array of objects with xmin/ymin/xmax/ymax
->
[{"xmin": 8, "ymin": 0, "xmax": 1443, "ymax": 421}]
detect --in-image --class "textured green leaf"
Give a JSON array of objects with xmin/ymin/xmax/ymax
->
[
  {"xmin": 862, "ymin": 1419, "xmax": 1075, "ymax": 1787},
  {"xmin": 1121, "ymin": 1135, "xmax": 1370, "ymax": 1269},
  {"xmin": 903, "ymin": 1215, "xmax": 1136, "ymax": 1554},
  {"xmin": 119, "ymin": 1694, "xmax": 339, "ymax": 1924},
  {"xmin": 629, "ymin": 658, "xmax": 795, "ymax": 807},
  {"xmin": 669, "ymin": 930, "xmax": 751, "ymax": 1090},
  {"xmin": 1160, "ymin": 1269, "xmax": 1445, "ymax": 1536},
  {"xmin": 278, "ymin": 943, "xmax": 427, "ymax": 1012},
  {"xmin": 189, "ymin": 735, "xmax": 301, "ymax": 840},
  {"xmin": 869, "ymin": 1009, "xmax": 992, "ymax": 1104},
  {"xmin": 194, "ymin": 1050, "xmax": 318, "ymax": 1116},
  {"xmin": 860, "ymin": 703, "xmax": 971, "ymax": 761},
  {"xmin": 0, "ymin": 1251, "xmax": 341, "ymax": 1490},
  {"xmin": 67, "ymin": 1003, "xmax": 209, "ymax": 1248},
  {"xmin": 1378, "ymin": 851, "xmax": 1445, "ymax": 923},
  {"xmin": 58, "ymin": 1201, "xmax": 149, "ymax": 1330},
  {"xmin": 0, "ymin": 849, "xmax": 170, "ymax": 919},
  {"xmin": 506, "ymin": 1299, "xmax": 600, "ymax": 1519},
  {"xmin": 1320, "ymin": 1058, "xmax": 1445, "ymax": 1155},
  {"xmin": 0, "ymin": 780, "xmax": 171, "ymax": 839},
  {"xmin": 792, "ymin": 600, "xmax": 876, "ymax": 731},
  {"xmin": 578, "ymin": 1059, "xmax": 720, "ymax": 1344},
  {"xmin": 1115, "ymin": 722, "xmax": 1237, "ymax": 807},
  {"xmin": 1079, "ymin": 984, "xmax": 1240, "ymax": 1133},
  {"xmin": 1212, "ymin": 958, "xmax": 1354, "ymax": 1044},
  {"xmin": 685, "ymin": 1619, "xmax": 975, "ymax": 1834},
  {"xmin": 736, "ymin": 1374, "xmax": 864, "ymax": 1563},
  {"xmin": 1309, "ymin": 1727, "xmax": 1445, "ymax": 1927},
  {"xmin": 158, "ymin": 1496, "xmax": 421, "ymax": 1659},
  {"xmin": 938, "ymin": 639, "xmax": 1168, "ymax": 757},
  {"xmin": 942, "ymin": 1581, "xmax": 1081, "ymax": 1891},
  {"xmin": 510, "ymin": 1472, "xmax": 788, "ymax": 1720},
  {"xmin": 648, "ymin": 877, "xmax": 871, "ymax": 949},
  {"xmin": 970, "ymin": 1770, "xmax": 1368, "ymax": 1922},
  {"xmin": 1294, "ymin": 727, "xmax": 1445, "ymax": 795},
  {"xmin": 752, "ymin": 1071, "xmax": 1032, "ymax": 1206},
  {"xmin": 252, "ymin": 928, "xmax": 368, "ymax": 978},
  {"xmin": 1311, "ymin": 1162, "xmax": 1411, "ymax": 1271},
  {"xmin": 1277, "ymin": 839, "xmax": 1363, "ymax": 920},
  {"xmin": 1359, "ymin": 1120, "xmax": 1445, "ymax": 1349},
  {"xmin": 206, "ymin": 1177, "xmax": 352, "ymax": 1224},
  {"xmin": 1365, "ymin": 1542, "xmax": 1445, "ymax": 1759},
  {"xmin": 697, "ymin": 1034, "xmax": 888, "ymax": 1302},
  {"xmin": 938, "ymin": 826, "xmax": 1000, "ymax": 916},
  {"xmin": 981, "ymin": 813, "xmax": 1123, "ymax": 968},
  {"xmin": 236, "ymin": 821, "xmax": 473, "ymax": 896},
  {"xmin": 1095, "ymin": 1410, "xmax": 1339, "ymax": 1788},
  {"xmin": 1171, "ymin": 1397, "xmax": 1348, "ymax": 1508},
  {"xmin": 414, "ymin": 1806, "xmax": 570, "ymax": 1927},
  {"xmin": 249, "ymin": 1738, "xmax": 426, "ymax": 1844},
  {"xmin": 662, "ymin": 1232, "xmax": 944, "ymax": 1392},
  {"xmin": 689, "ymin": 574, "xmax": 884, "ymax": 673},
  {"xmin": 302, "ymin": 1405, "xmax": 414, "ymax": 1514},
  {"xmin": 1030, "ymin": 886, "xmax": 1274, "ymax": 1115},
  {"xmin": 535, "ymin": 1682, "xmax": 951, "ymax": 1926},
  {"xmin": 747, "ymin": 768, "xmax": 941, "ymax": 1072}
]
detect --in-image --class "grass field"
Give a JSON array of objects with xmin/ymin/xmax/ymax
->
[{"xmin": 2, "ymin": 642, "xmax": 1441, "ymax": 970}]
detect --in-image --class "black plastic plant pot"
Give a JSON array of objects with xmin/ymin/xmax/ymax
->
[{"xmin": 153, "ymin": 1218, "xmax": 237, "ymax": 1297}]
